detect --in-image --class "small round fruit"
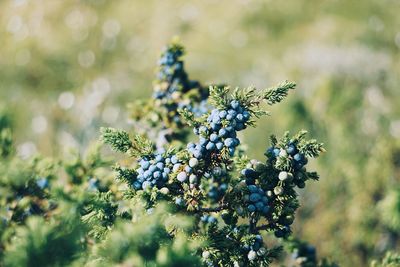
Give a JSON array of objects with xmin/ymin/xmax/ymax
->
[
  {"xmin": 177, "ymin": 172, "xmax": 187, "ymax": 182},
  {"xmin": 249, "ymin": 193, "xmax": 261, "ymax": 202},
  {"xmin": 202, "ymin": 251, "xmax": 211, "ymax": 259},
  {"xmin": 248, "ymin": 250, "xmax": 257, "ymax": 261},
  {"xmin": 189, "ymin": 157, "xmax": 199, "ymax": 167},
  {"xmin": 189, "ymin": 174, "xmax": 197, "ymax": 184},
  {"xmin": 247, "ymin": 204, "xmax": 256, "ymax": 212},
  {"xmin": 274, "ymin": 186, "xmax": 283, "ymax": 195},
  {"xmin": 294, "ymin": 153, "xmax": 304, "ymax": 162},
  {"xmin": 159, "ymin": 187, "xmax": 169, "ymax": 194},
  {"xmin": 278, "ymin": 171, "xmax": 288, "ymax": 181}
]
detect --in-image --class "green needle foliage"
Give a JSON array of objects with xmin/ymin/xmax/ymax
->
[
  {"xmin": 3, "ymin": 41, "xmax": 397, "ymax": 267},
  {"xmin": 371, "ymin": 253, "xmax": 400, "ymax": 267},
  {"xmin": 100, "ymin": 41, "xmax": 331, "ymax": 267},
  {"xmin": 89, "ymin": 204, "xmax": 201, "ymax": 267},
  {"xmin": 4, "ymin": 213, "xmax": 85, "ymax": 267}
]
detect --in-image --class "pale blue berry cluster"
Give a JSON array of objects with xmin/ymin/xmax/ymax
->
[
  {"xmin": 243, "ymin": 235, "xmax": 266, "ymax": 262},
  {"xmin": 133, "ymin": 154, "xmax": 172, "ymax": 190},
  {"xmin": 153, "ymin": 44, "xmax": 208, "ymax": 128},
  {"xmin": 242, "ymin": 169, "xmax": 270, "ymax": 215},
  {"xmin": 267, "ymin": 142, "xmax": 309, "ymax": 188},
  {"xmin": 189, "ymin": 99, "xmax": 210, "ymax": 117},
  {"xmin": 244, "ymin": 184, "xmax": 270, "ymax": 215},
  {"xmin": 269, "ymin": 142, "xmax": 308, "ymax": 170},
  {"xmin": 153, "ymin": 44, "xmax": 201, "ymax": 101},
  {"xmin": 87, "ymin": 178, "xmax": 99, "ymax": 191},
  {"xmin": 154, "ymin": 46, "xmax": 186, "ymax": 99},
  {"xmin": 191, "ymin": 100, "xmax": 250, "ymax": 159},
  {"xmin": 174, "ymin": 154, "xmax": 198, "ymax": 185}
]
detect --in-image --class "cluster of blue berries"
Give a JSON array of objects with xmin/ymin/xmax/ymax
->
[
  {"xmin": 133, "ymin": 154, "xmax": 174, "ymax": 190},
  {"xmin": 241, "ymin": 163, "xmax": 293, "ymax": 239},
  {"xmin": 152, "ymin": 44, "xmax": 209, "ymax": 129},
  {"xmin": 242, "ymin": 235, "xmax": 266, "ymax": 261},
  {"xmin": 267, "ymin": 142, "xmax": 309, "ymax": 188},
  {"xmin": 269, "ymin": 142, "xmax": 308, "ymax": 170},
  {"xmin": 191, "ymin": 100, "xmax": 250, "ymax": 159},
  {"xmin": 242, "ymin": 168, "xmax": 270, "ymax": 215},
  {"xmin": 175, "ymin": 155, "xmax": 198, "ymax": 185},
  {"xmin": 153, "ymin": 44, "xmax": 200, "ymax": 100},
  {"xmin": 244, "ymin": 184, "xmax": 270, "ymax": 215},
  {"xmin": 154, "ymin": 46, "xmax": 184, "ymax": 99}
]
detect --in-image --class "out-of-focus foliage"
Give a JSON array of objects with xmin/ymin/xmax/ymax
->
[
  {"xmin": 0, "ymin": 108, "xmax": 203, "ymax": 266},
  {"xmin": 371, "ymin": 252, "xmax": 400, "ymax": 267},
  {"xmin": 1, "ymin": 0, "xmax": 400, "ymax": 266}
]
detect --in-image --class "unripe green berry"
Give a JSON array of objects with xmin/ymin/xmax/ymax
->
[
  {"xmin": 274, "ymin": 186, "xmax": 283, "ymax": 195},
  {"xmin": 278, "ymin": 171, "xmax": 288, "ymax": 181},
  {"xmin": 248, "ymin": 250, "xmax": 257, "ymax": 261},
  {"xmin": 160, "ymin": 187, "xmax": 169, "ymax": 194},
  {"xmin": 202, "ymin": 250, "xmax": 211, "ymax": 259}
]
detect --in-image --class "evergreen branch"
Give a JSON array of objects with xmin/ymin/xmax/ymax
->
[
  {"xmin": 306, "ymin": 171, "xmax": 320, "ymax": 181},
  {"xmin": 293, "ymin": 130, "xmax": 308, "ymax": 142},
  {"xmin": 208, "ymin": 86, "xmax": 230, "ymax": 109},
  {"xmin": 100, "ymin": 127, "xmax": 133, "ymax": 153},
  {"xmin": 255, "ymin": 223, "xmax": 273, "ymax": 231},
  {"xmin": 232, "ymin": 87, "xmax": 258, "ymax": 108},
  {"xmin": 129, "ymin": 134, "xmax": 154, "ymax": 158},
  {"xmin": 178, "ymin": 108, "xmax": 201, "ymax": 127},
  {"xmin": 113, "ymin": 165, "xmax": 137, "ymax": 186},
  {"xmin": 261, "ymin": 80, "xmax": 296, "ymax": 105},
  {"xmin": 100, "ymin": 127, "xmax": 154, "ymax": 158},
  {"xmin": 298, "ymin": 139, "xmax": 325, "ymax": 158},
  {"xmin": 269, "ymin": 135, "xmax": 278, "ymax": 147}
]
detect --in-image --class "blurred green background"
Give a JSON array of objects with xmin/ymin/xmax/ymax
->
[{"xmin": 1, "ymin": 0, "xmax": 400, "ymax": 265}]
